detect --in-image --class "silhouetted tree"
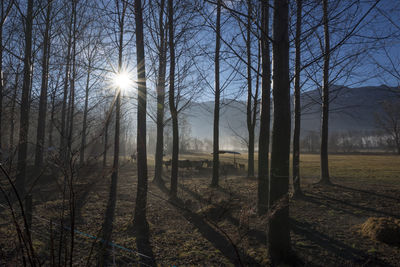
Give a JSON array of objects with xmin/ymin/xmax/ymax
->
[
  {"xmin": 211, "ymin": 0, "xmax": 221, "ymax": 187},
  {"xmin": 257, "ymin": 0, "xmax": 271, "ymax": 216},
  {"xmin": 267, "ymin": 0, "xmax": 292, "ymax": 264}
]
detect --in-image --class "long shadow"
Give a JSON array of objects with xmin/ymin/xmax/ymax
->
[
  {"xmin": 178, "ymin": 184, "xmax": 267, "ymax": 244},
  {"xmin": 317, "ymin": 193, "xmax": 400, "ymax": 219},
  {"xmin": 332, "ymin": 183, "xmax": 400, "ymax": 202},
  {"xmin": 156, "ymin": 183, "xmax": 260, "ymax": 266},
  {"xmin": 290, "ymin": 218, "xmax": 393, "ymax": 267},
  {"xmin": 172, "ymin": 197, "xmax": 260, "ymax": 266},
  {"xmin": 302, "ymin": 193, "xmax": 366, "ymax": 218}
]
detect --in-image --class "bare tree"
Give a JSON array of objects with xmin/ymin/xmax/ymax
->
[
  {"xmin": 267, "ymin": 0, "xmax": 292, "ymax": 264},
  {"xmin": 16, "ymin": 0, "xmax": 34, "ymax": 197},
  {"xmin": 211, "ymin": 0, "xmax": 221, "ymax": 187},
  {"xmin": 34, "ymin": 0, "xmax": 52, "ymax": 170},
  {"xmin": 257, "ymin": 0, "xmax": 271, "ymax": 216},
  {"xmin": 133, "ymin": 0, "xmax": 149, "ymax": 231},
  {"xmin": 0, "ymin": 0, "xmax": 13, "ymax": 150},
  {"xmin": 292, "ymin": 0, "xmax": 303, "ymax": 196},
  {"xmin": 153, "ymin": 0, "xmax": 168, "ymax": 186},
  {"xmin": 168, "ymin": 0, "xmax": 179, "ymax": 198}
]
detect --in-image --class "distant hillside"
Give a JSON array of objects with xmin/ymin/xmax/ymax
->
[{"xmin": 180, "ymin": 85, "xmax": 398, "ymax": 148}]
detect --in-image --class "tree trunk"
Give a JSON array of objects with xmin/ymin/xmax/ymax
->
[
  {"xmin": 320, "ymin": 0, "xmax": 330, "ymax": 184},
  {"xmin": 267, "ymin": 0, "xmax": 292, "ymax": 264},
  {"xmin": 35, "ymin": 0, "xmax": 52, "ymax": 170},
  {"xmin": 168, "ymin": 0, "xmax": 179, "ymax": 198},
  {"xmin": 0, "ymin": 15, "xmax": 3, "ymax": 150},
  {"xmin": 48, "ymin": 80, "xmax": 57, "ymax": 149},
  {"xmin": 154, "ymin": 0, "xmax": 167, "ymax": 185},
  {"xmin": 292, "ymin": 0, "xmax": 303, "ymax": 196},
  {"xmin": 134, "ymin": 0, "xmax": 149, "ymax": 231},
  {"xmin": 60, "ymin": 10, "xmax": 73, "ymax": 159},
  {"xmin": 79, "ymin": 59, "xmax": 91, "ymax": 166},
  {"xmin": 211, "ymin": 0, "xmax": 221, "ymax": 187},
  {"xmin": 9, "ymin": 70, "xmax": 19, "ymax": 153},
  {"xmin": 103, "ymin": 121, "xmax": 109, "ymax": 167},
  {"xmin": 257, "ymin": 0, "xmax": 270, "ymax": 216},
  {"xmin": 16, "ymin": 0, "xmax": 34, "ymax": 197},
  {"xmin": 67, "ymin": 2, "xmax": 77, "ymax": 156},
  {"xmin": 246, "ymin": 0, "xmax": 255, "ymax": 178}
]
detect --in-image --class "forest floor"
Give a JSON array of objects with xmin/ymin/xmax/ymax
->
[{"xmin": 0, "ymin": 154, "xmax": 399, "ymax": 266}]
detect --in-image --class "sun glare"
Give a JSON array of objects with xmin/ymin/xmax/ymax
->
[{"xmin": 113, "ymin": 71, "xmax": 132, "ymax": 91}]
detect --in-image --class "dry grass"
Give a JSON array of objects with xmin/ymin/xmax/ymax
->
[{"xmin": 359, "ymin": 217, "xmax": 400, "ymax": 245}]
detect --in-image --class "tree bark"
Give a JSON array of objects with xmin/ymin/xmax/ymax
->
[
  {"xmin": 246, "ymin": 0, "xmax": 255, "ymax": 178},
  {"xmin": 79, "ymin": 58, "xmax": 92, "ymax": 166},
  {"xmin": 267, "ymin": 0, "xmax": 292, "ymax": 264},
  {"xmin": 168, "ymin": 0, "xmax": 179, "ymax": 198},
  {"xmin": 10, "ymin": 70, "xmax": 19, "ymax": 153},
  {"xmin": 154, "ymin": 0, "xmax": 167, "ymax": 185},
  {"xmin": 211, "ymin": 0, "xmax": 221, "ymax": 187},
  {"xmin": 35, "ymin": 0, "xmax": 52, "ymax": 170},
  {"xmin": 16, "ymin": 0, "xmax": 34, "ymax": 197},
  {"xmin": 60, "ymin": 8, "xmax": 73, "ymax": 160},
  {"xmin": 292, "ymin": 0, "xmax": 303, "ymax": 196},
  {"xmin": 66, "ymin": 1, "xmax": 77, "ymax": 156},
  {"xmin": 134, "ymin": 0, "xmax": 149, "ymax": 231},
  {"xmin": 320, "ymin": 0, "xmax": 331, "ymax": 184},
  {"xmin": 257, "ymin": 0, "xmax": 270, "ymax": 216}
]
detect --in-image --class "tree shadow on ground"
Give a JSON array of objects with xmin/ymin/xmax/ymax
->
[
  {"xmin": 179, "ymin": 183, "xmax": 267, "ymax": 244},
  {"xmin": 305, "ymin": 185, "xmax": 400, "ymax": 219},
  {"xmin": 290, "ymin": 218, "xmax": 394, "ymax": 267},
  {"xmin": 156, "ymin": 183, "xmax": 261, "ymax": 266},
  {"xmin": 332, "ymin": 183, "xmax": 400, "ymax": 202}
]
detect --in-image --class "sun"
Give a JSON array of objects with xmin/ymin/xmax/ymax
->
[{"xmin": 113, "ymin": 71, "xmax": 132, "ymax": 91}]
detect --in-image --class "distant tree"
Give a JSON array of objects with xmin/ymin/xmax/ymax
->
[
  {"xmin": 267, "ymin": 0, "xmax": 292, "ymax": 264},
  {"xmin": 375, "ymin": 100, "xmax": 400, "ymax": 154}
]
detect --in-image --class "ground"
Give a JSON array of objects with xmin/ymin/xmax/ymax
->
[{"xmin": 0, "ymin": 154, "xmax": 399, "ymax": 266}]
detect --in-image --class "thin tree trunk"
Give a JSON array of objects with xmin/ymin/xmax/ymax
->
[
  {"xmin": 211, "ymin": 0, "xmax": 221, "ymax": 187},
  {"xmin": 133, "ymin": 0, "xmax": 149, "ymax": 231},
  {"xmin": 16, "ymin": 0, "xmax": 34, "ymax": 197},
  {"xmin": 60, "ymin": 9, "xmax": 73, "ymax": 159},
  {"xmin": 320, "ymin": 0, "xmax": 330, "ymax": 184},
  {"xmin": 292, "ymin": 0, "xmax": 303, "ymax": 196},
  {"xmin": 48, "ymin": 80, "xmax": 57, "ymax": 149},
  {"xmin": 168, "ymin": 0, "xmax": 179, "ymax": 198},
  {"xmin": 35, "ymin": 0, "xmax": 52, "ymax": 170},
  {"xmin": 246, "ymin": 0, "xmax": 255, "ymax": 178},
  {"xmin": 10, "ymin": 70, "xmax": 19, "ymax": 153},
  {"xmin": 67, "ymin": 2, "xmax": 77, "ymax": 157},
  {"xmin": 103, "ymin": 120, "xmax": 109, "ymax": 167},
  {"xmin": 154, "ymin": 0, "xmax": 167, "ymax": 185},
  {"xmin": 79, "ymin": 59, "xmax": 92, "ymax": 166},
  {"xmin": 267, "ymin": 0, "xmax": 292, "ymax": 264},
  {"xmin": 257, "ymin": 0, "xmax": 270, "ymax": 216}
]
